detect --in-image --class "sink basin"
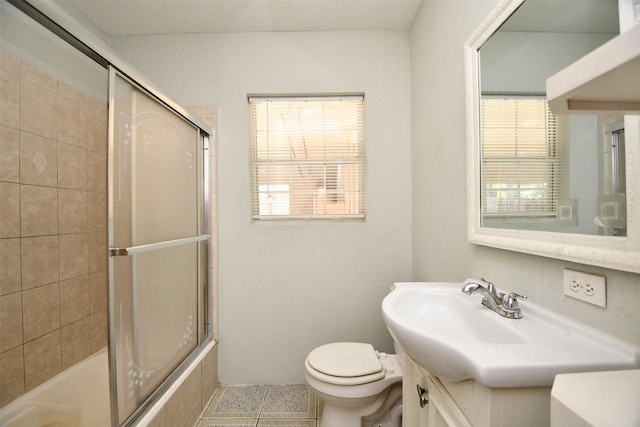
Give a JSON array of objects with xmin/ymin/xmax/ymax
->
[{"xmin": 382, "ymin": 282, "xmax": 640, "ymax": 388}]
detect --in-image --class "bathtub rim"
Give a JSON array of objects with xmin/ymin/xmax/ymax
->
[{"xmin": 0, "ymin": 347, "xmax": 110, "ymax": 427}]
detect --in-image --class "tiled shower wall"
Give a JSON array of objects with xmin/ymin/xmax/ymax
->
[{"xmin": 0, "ymin": 49, "xmax": 108, "ymax": 407}]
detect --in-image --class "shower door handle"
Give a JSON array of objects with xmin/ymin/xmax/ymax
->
[{"xmin": 109, "ymin": 234, "xmax": 210, "ymax": 256}]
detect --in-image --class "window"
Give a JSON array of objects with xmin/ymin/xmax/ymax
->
[
  {"xmin": 481, "ymin": 96, "xmax": 563, "ymax": 218},
  {"xmin": 249, "ymin": 95, "xmax": 365, "ymax": 220}
]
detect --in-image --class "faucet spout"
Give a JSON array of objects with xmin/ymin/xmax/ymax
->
[
  {"xmin": 462, "ymin": 278, "xmax": 502, "ymax": 305},
  {"xmin": 461, "ymin": 278, "xmax": 525, "ymax": 319}
]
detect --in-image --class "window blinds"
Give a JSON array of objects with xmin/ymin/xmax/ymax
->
[
  {"xmin": 249, "ymin": 95, "xmax": 365, "ymax": 220},
  {"xmin": 481, "ymin": 97, "xmax": 562, "ymax": 217}
]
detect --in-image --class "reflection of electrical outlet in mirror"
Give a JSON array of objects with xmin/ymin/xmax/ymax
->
[
  {"xmin": 595, "ymin": 193, "xmax": 626, "ymax": 228},
  {"xmin": 601, "ymin": 202, "xmax": 618, "ymax": 219},
  {"xmin": 563, "ymin": 269, "xmax": 606, "ymax": 307},
  {"xmin": 557, "ymin": 199, "xmax": 577, "ymax": 226}
]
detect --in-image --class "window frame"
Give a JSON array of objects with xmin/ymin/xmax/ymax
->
[{"xmin": 248, "ymin": 94, "xmax": 366, "ymax": 222}]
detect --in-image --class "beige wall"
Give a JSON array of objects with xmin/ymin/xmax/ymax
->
[
  {"xmin": 0, "ymin": 49, "xmax": 108, "ymax": 406},
  {"xmin": 409, "ymin": 0, "xmax": 640, "ymax": 347}
]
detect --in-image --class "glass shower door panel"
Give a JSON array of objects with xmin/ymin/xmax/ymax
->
[
  {"xmin": 111, "ymin": 244, "xmax": 197, "ymax": 419},
  {"xmin": 111, "ymin": 73, "xmax": 199, "ymax": 249},
  {"xmin": 132, "ymin": 246, "xmax": 197, "ymax": 372},
  {"xmin": 109, "ymin": 70, "xmax": 206, "ymax": 424}
]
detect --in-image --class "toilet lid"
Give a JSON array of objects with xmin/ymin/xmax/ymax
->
[{"xmin": 307, "ymin": 342, "xmax": 382, "ymax": 378}]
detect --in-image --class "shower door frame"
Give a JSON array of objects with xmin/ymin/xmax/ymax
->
[{"xmin": 107, "ymin": 67, "xmax": 212, "ymax": 426}]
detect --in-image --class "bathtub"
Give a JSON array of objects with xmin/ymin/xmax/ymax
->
[{"xmin": 0, "ymin": 349, "xmax": 111, "ymax": 427}]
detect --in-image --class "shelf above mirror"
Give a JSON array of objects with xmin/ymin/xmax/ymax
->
[{"xmin": 547, "ymin": 24, "xmax": 640, "ymax": 114}]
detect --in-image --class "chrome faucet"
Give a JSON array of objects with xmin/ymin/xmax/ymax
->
[
  {"xmin": 462, "ymin": 278, "xmax": 503, "ymax": 305},
  {"xmin": 461, "ymin": 278, "xmax": 526, "ymax": 319}
]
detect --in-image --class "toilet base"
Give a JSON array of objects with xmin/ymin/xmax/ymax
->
[
  {"xmin": 319, "ymin": 383, "xmax": 402, "ymax": 427},
  {"xmin": 362, "ymin": 383, "xmax": 402, "ymax": 427}
]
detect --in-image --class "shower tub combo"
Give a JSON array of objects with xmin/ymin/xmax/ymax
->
[{"xmin": 0, "ymin": 0, "xmax": 217, "ymax": 425}]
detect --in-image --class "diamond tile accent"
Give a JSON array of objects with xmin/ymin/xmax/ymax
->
[{"xmin": 33, "ymin": 149, "xmax": 47, "ymax": 173}]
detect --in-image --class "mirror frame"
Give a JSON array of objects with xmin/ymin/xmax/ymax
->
[{"xmin": 464, "ymin": 0, "xmax": 640, "ymax": 274}]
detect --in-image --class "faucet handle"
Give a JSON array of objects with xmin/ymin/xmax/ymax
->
[
  {"xmin": 481, "ymin": 278, "xmax": 499, "ymax": 297},
  {"xmin": 502, "ymin": 292, "xmax": 527, "ymax": 310}
]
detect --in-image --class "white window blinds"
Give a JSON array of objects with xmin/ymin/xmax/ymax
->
[
  {"xmin": 249, "ymin": 95, "xmax": 365, "ymax": 220},
  {"xmin": 481, "ymin": 97, "xmax": 563, "ymax": 217}
]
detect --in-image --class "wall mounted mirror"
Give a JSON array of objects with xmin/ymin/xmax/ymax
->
[{"xmin": 465, "ymin": 0, "xmax": 640, "ymax": 273}]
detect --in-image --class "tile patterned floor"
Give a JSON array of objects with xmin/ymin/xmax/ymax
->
[{"xmin": 197, "ymin": 384, "xmax": 320, "ymax": 427}]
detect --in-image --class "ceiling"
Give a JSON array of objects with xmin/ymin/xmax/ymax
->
[{"xmin": 59, "ymin": 0, "xmax": 424, "ymax": 36}]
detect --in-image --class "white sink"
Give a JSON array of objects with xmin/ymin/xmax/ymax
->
[{"xmin": 382, "ymin": 282, "xmax": 640, "ymax": 388}]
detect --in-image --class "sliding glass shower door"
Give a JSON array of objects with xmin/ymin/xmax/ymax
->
[{"xmin": 108, "ymin": 69, "xmax": 209, "ymax": 424}]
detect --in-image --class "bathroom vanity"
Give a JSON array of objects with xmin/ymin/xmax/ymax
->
[
  {"xmin": 381, "ymin": 282, "xmax": 640, "ymax": 427},
  {"xmin": 402, "ymin": 354, "xmax": 551, "ymax": 427},
  {"xmin": 401, "ymin": 362, "xmax": 640, "ymax": 427}
]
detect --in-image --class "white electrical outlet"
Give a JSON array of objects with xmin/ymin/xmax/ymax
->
[{"xmin": 563, "ymin": 269, "xmax": 606, "ymax": 307}]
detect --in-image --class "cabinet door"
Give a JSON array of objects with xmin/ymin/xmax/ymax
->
[
  {"xmin": 403, "ymin": 356, "xmax": 429, "ymax": 426},
  {"xmin": 426, "ymin": 376, "xmax": 472, "ymax": 427}
]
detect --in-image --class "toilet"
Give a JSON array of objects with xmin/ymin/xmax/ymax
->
[{"xmin": 304, "ymin": 342, "xmax": 403, "ymax": 427}]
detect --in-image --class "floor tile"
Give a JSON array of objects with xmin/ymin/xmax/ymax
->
[
  {"xmin": 257, "ymin": 420, "xmax": 316, "ymax": 427},
  {"xmin": 198, "ymin": 384, "xmax": 320, "ymax": 427},
  {"xmin": 197, "ymin": 419, "xmax": 257, "ymax": 427},
  {"xmin": 260, "ymin": 385, "xmax": 316, "ymax": 419},
  {"xmin": 205, "ymin": 385, "xmax": 268, "ymax": 418}
]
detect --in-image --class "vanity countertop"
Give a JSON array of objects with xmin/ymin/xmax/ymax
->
[{"xmin": 551, "ymin": 369, "xmax": 640, "ymax": 427}]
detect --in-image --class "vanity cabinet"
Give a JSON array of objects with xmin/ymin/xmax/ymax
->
[
  {"xmin": 402, "ymin": 353, "xmax": 429, "ymax": 426},
  {"xmin": 402, "ymin": 354, "xmax": 552, "ymax": 427}
]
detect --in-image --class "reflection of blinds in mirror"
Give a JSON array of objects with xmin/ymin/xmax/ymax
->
[{"xmin": 481, "ymin": 97, "xmax": 562, "ymax": 217}]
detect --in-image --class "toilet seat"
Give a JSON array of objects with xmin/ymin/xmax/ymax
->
[{"xmin": 306, "ymin": 342, "xmax": 386, "ymax": 385}]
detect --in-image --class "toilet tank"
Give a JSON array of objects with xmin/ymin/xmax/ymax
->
[{"xmin": 392, "ymin": 341, "xmax": 404, "ymax": 367}]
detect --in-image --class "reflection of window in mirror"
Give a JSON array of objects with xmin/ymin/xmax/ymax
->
[{"xmin": 480, "ymin": 96, "xmax": 565, "ymax": 225}]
